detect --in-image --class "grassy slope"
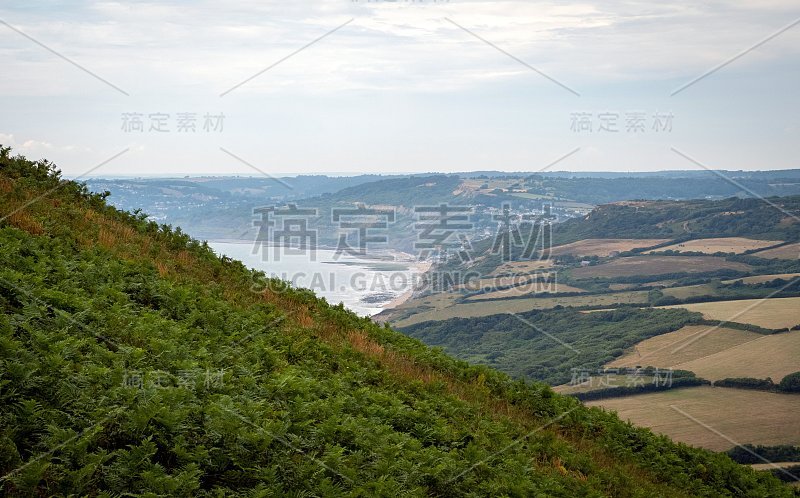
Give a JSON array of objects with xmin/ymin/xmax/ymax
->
[{"xmin": 0, "ymin": 147, "xmax": 794, "ymax": 496}]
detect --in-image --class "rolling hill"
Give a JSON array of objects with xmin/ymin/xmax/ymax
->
[{"xmin": 1, "ymin": 151, "xmax": 797, "ymax": 495}]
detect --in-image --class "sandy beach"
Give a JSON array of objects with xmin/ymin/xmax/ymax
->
[{"xmin": 375, "ymin": 258, "xmax": 432, "ymax": 316}]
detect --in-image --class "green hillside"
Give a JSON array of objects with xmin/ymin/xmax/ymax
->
[
  {"xmin": 453, "ymin": 196, "xmax": 800, "ymax": 277},
  {"xmin": 0, "ymin": 146, "xmax": 795, "ymax": 496},
  {"xmin": 554, "ymin": 197, "xmax": 800, "ymax": 244}
]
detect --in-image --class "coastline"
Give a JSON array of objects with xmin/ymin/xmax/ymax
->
[
  {"xmin": 374, "ymin": 259, "xmax": 432, "ymax": 316},
  {"xmin": 209, "ymin": 240, "xmax": 431, "ymax": 318}
]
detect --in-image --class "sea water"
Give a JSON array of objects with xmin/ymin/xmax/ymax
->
[{"xmin": 209, "ymin": 241, "xmax": 422, "ymax": 316}]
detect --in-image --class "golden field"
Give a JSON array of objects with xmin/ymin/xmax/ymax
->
[
  {"xmin": 550, "ymin": 238, "xmax": 670, "ymax": 257},
  {"xmin": 650, "ymin": 237, "xmax": 779, "ymax": 255},
  {"xmin": 587, "ymin": 386, "xmax": 800, "ymax": 451},
  {"xmin": 661, "ymin": 297, "xmax": 800, "ymax": 330}
]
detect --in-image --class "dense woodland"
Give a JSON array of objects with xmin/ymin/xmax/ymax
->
[
  {"xmin": 1, "ymin": 146, "xmax": 797, "ymax": 496},
  {"xmin": 400, "ymin": 308, "xmax": 703, "ymax": 385}
]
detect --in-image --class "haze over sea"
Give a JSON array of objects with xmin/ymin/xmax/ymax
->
[{"xmin": 209, "ymin": 241, "xmax": 424, "ymax": 316}]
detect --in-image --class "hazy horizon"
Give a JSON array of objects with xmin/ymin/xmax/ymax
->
[
  {"xmin": 2, "ymin": 1, "xmax": 798, "ymax": 177},
  {"xmin": 75, "ymin": 166, "xmax": 800, "ymax": 181}
]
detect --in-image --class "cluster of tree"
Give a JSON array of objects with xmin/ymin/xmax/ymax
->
[
  {"xmin": 762, "ymin": 465, "xmax": 800, "ymax": 484},
  {"xmin": 0, "ymin": 145, "xmax": 795, "ymax": 496},
  {"xmin": 571, "ymin": 371, "xmax": 709, "ymax": 401},
  {"xmin": 713, "ymin": 372, "xmax": 800, "ymax": 393},
  {"xmin": 727, "ymin": 444, "xmax": 800, "ymax": 464}
]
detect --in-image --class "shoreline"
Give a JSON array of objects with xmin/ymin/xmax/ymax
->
[
  {"xmin": 373, "ymin": 259, "xmax": 432, "ymax": 318},
  {"xmin": 209, "ymin": 240, "xmax": 431, "ymax": 318}
]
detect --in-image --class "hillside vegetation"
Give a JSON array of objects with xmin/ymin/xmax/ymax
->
[
  {"xmin": 0, "ymin": 146, "xmax": 795, "ymax": 496},
  {"xmin": 452, "ymin": 196, "xmax": 800, "ymax": 277},
  {"xmin": 399, "ymin": 308, "xmax": 702, "ymax": 385}
]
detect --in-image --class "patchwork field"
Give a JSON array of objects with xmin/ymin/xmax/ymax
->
[
  {"xmin": 673, "ymin": 331, "xmax": 800, "ymax": 382},
  {"xmin": 571, "ymin": 256, "xmax": 751, "ymax": 279},
  {"xmin": 393, "ymin": 290, "xmax": 651, "ymax": 327},
  {"xmin": 466, "ymin": 282, "xmax": 586, "ymax": 300},
  {"xmin": 550, "ymin": 238, "xmax": 670, "ymax": 257},
  {"xmin": 752, "ymin": 242, "xmax": 800, "ymax": 260},
  {"xmin": 662, "ymin": 297, "xmax": 800, "ymax": 330},
  {"xmin": 722, "ymin": 273, "xmax": 800, "ymax": 284},
  {"xmin": 607, "ymin": 324, "xmax": 800, "ymax": 381},
  {"xmin": 607, "ymin": 325, "xmax": 761, "ymax": 369},
  {"xmin": 586, "ymin": 386, "xmax": 800, "ymax": 451},
  {"xmin": 662, "ymin": 284, "xmax": 719, "ymax": 299},
  {"xmin": 475, "ymin": 273, "xmax": 552, "ymax": 289},
  {"xmin": 650, "ymin": 237, "xmax": 779, "ymax": 254},
  {"xmin": 490, "ymin": 259, "xmax": 555, "ymax": 275}
]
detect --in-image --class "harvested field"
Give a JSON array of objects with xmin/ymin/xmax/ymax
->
[
  {"xmin": 607, "ymin": 325, "xmax": 800, "ymax": 382},
  {"xmin": 550, "ymin": 238, "xmax": 670, "ymax": 257},
  {"xmin": 490, "ymin": 259, "xmax": 555, "ymax": 275},
  {"xmin": 650, "ymin": 237, "xmax": 779, "ymax": 254},
  {"xmin": 722, "ymin": 273, "xmax": 800, "ymax": 284},
  {"xmin": 752, "ymin": 242, "xmax": 800, "ymax": 260},
  {"xmin": 571, "ymin": 256, "xmax": 750, "ymax": 279},
  {"xmin": 673, "ymin": 331, "xmax": 800, "ymax": 382},
  {"xmin": 586, "ymin": 386, "xmax": 800, "ymax": 451},
  {"xmin": 749, "ymin": 462, "xmax": 800, "ymax": 470},
  {"xmin": 662, "ymin": 297, "xmax": 800, "ymax": 330},
  {"xmin": 393, "ymin": 290, "xmax": 651, "ymax": 327},
  {"xmin": 607, "ymin": 325, "xmax": 761, "ymax": 369},
  {"xmin": 662, "ymin": 284, "xmax": 719, "ymax": 299}
]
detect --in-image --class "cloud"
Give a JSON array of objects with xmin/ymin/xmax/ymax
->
[
  {"xmin": 0, "ymin": 133, "xmax": 91, "ymax": 156},
  {"xmin": 0, "ymin": 1, "xmax": 797, "ymax": 175},
  {"xmin": 0, "ymin": 1, "xmax": 797, "ymax": 97}
]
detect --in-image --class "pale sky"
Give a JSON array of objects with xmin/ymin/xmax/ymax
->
[{"xmin": 1, "ymin": 1, "xmax": 798, "ymax": 177}]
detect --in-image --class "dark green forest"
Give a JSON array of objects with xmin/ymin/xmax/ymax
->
[{"xmin": 399, "ymin": 308, "xmax": 703, "ymax": 385}]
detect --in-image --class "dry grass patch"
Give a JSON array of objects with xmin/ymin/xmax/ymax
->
[
  {"xmin": 571, "ymin": 256, "xmax": 750, "ymax": 279},
  {"xmin": 490, "ymin": 259, "xmax": 554, "ymax": 275},
  {"xmin": 673, "ymin": 331, "xmax": 800, "ymax": 382},
  {"xmin": 394, "ymin": 291, "xmax": 650, "ymax": 327},
  {"xmin": 650, "ymin": 237, "xmax": 779, "ymax": 255},
  {"xmin": 722, "ymin": 273, "xmax": 800, "ymax": 284},
  {"xmin": 476, "ymin": 273, "xmax": 552, "ymax": 288},
  {"xmin": 606, "ymin": 325, "xmax": 761, "ymax": 369},
  {"xmin": 6, "ymin": 211, "xmax": 44, "ymax": 235},
  {"xmin": 750, "ymin": 462, "xmax": 800, "ymax": 470},
  {"xmin": 752, "ymin": 242, "xmax": 800, "ymax": 260},
  {"xmin": 662, "ymin": 297, "xmax": 800, "ymax": 330},
  {"xmin": 586, "ymin": 386, "xmax": 800, "ymax": 451},
  {"xmin": 662, "ymin": 284, "xmax": 719, "ymax": 300},
  {"xmin": 550, "ymin": 238, "xmax": 670, "ymax": 257}
]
